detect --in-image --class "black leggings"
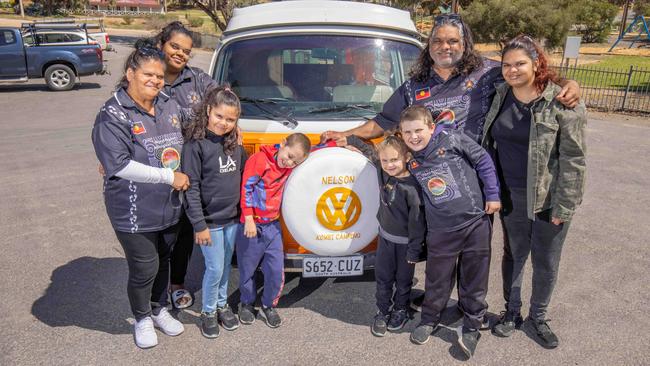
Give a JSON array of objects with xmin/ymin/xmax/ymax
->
[
  {"xmin": 115, "ymin": 224, "xmax": 179, "ymax": 321},
  {"xmin": 169, "ymin": 213, "xmax": 194, "ymax": 286}
]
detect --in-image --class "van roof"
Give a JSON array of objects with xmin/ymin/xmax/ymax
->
[{"xmin": 224, "ymin": 0, "xmax": 419, "ymax": 37}]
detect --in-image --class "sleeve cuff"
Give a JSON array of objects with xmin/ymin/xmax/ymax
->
[
  {"xmin": 163, "ymin": 168, "xmax": 175, "ymax": 185},
  {"xmin": 193, "ymin": 220, "xmax": 208, "ymax": 232}
]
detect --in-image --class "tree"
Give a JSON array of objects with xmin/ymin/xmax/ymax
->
[
  {"xmin": 573, "ymin": 0, "xmax": 618, "ymax": 43},
  {"xmin": 635, "ymin": 0, "xmax": 650, "ymax": 16},
  {"xmin": 461, "ymin": 0, "xmax": 576, "ymax": 48},
  {"xmin": 190, "ymin": 0, "xmax": 258, "ymax": 33}
]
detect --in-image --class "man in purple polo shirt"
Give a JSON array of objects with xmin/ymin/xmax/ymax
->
[{"xmin": 321, "ymin": 14, "xmax": 579, "ymax": 145}]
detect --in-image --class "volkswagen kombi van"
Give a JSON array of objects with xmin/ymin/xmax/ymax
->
[{"xmin": 208, "ymin": 0, "xmax": 423, "ymax": 277}]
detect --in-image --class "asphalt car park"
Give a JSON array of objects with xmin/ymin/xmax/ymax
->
[{"xmin": 0, "ymin": 41, "xmax": 648, "ymax": 365}]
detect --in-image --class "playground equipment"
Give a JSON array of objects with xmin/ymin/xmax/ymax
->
[{"xmin": 609, "ymin": 14, "xmax": 650, "ymax": 52}]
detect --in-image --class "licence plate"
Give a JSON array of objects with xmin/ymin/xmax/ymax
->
[{"xmin": 302, "ymin": 255, "xmax": 364, "ymax": 278}]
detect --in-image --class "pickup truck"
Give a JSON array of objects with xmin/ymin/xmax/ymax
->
[{"xmin": 0, "ymin": 26, "xmax": 107, "ymax": 91}]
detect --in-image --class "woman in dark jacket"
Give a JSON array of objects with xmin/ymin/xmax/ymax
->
[{"xmin": 482, "ymin": 35, "xmax": 587, "ymax": 349}]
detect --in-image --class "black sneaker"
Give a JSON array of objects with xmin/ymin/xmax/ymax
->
[
  {"xmin": 458, "ymin": 327, "xmax": 481, "ymax": 359},
  {"xmin": 262, "ymin": 306, "xmax": 282, "ymax": 328},
  {"xmin": 238, "ymin": 303, "xmax": 256, "ymax": 325},
  {"xmin": 410, "ymin": 324, "xmax": 436, "ymax": 345},
  {"xmin": 371, "ymin": 311, "xmax": 390, "ymax": 337},
  {"xmin": 525, "ymin": 317, "xmax": 559, "ymax": 349},
  {"xmin": 492, "ymin": 310, "xmax": 523, "ymax": 337},
  {"xmin": 387, "ymin": 308, "xmax": 408, "ymax": 331},
  {"xmin": 200, "ymin": 312, "xmax": 220, "ymax": 339},
  {"xmin": 217, "ymin": 305, "xmax": 240, "ymax": 331}
]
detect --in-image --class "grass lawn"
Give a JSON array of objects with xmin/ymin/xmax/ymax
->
[{"xmin": 557, "ymin": 55, "xmax": 650, "ymax": 90}]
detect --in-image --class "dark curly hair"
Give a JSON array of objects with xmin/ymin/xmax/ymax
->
[
  {"xmin": 502, "ymin": 35, "xmax": 559, "ymax": 93},
  {"xmin": 182, "ymin": 85, "xmax": 241, "ymax": 155},
  {"xmin": 117, "ymin": 38, "xmax": 166, "ymax": 89},
  {"xmin": 410, "ymin": 14, "xmax": 483, "ymax": 82},
  {"xmin": 154, "ymin": 21, "xmax": 193, "ymax": 48}
]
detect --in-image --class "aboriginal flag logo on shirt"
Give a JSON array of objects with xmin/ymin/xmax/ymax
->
[
  {"xmin": 415, "ymin": 87, "xmax": 431, "ymax": 101},
  {"xmin": 132, "ymin": 121, "xmax": 146, "ymax": 135}
]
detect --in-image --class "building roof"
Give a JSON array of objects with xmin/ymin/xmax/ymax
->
[
  {"xmin": 88, "ymin": 0, "xmax": 162, "ymax": 7},
  {"xmin": 224, "ymin": 0, "xmax": 418, "ymax": 37}
]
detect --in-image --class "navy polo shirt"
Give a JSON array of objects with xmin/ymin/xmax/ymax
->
[
  {"xmin": 163, "ymin": 66, "xmax": 218, "ymax": 116},
  {"xmin": 409, "ymin": 127, "xmax": 500, "ymax": 233},
  {"xmin": 92, "ymin": 88, "xmax": 185, "ymax": 233},
  {"xmin": 375, "ymin": 58, "xmax": 503, "ymax": 143}
]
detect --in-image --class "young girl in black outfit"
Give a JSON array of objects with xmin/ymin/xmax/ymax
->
[
  {"xmin": 181, "ymin": 86, "xmax": 247, "ymax": 338},
  {"xmin": 344, "ymin": 133, "xmax": 426, "ymax": 337}
]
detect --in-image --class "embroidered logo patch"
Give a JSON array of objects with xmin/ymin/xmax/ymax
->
[
  {"xmin": 132, "ymin": 121, "xmax": 146, "ymax": 135},
  {"xmin": 161, "ymin": 147, "xmax": 180, "ymax": 171},
  {"xmin": 437, "ymin": 148, "xmax": 446, "ymax": 157},
  {"xmin": 427, "ymin": 177, "xmax": 447, "ymax": 196},
  {"xmin": 409, "ymin": 160, "xmax": 419, "ymax": 169},
  {"xmin": 415, "ymin": 87, "xmax": 431, "ymax": 101},
  {"xmin": 169, "ymin": 114, "xmax": 180, "ymax": 129},
  {"xmin": 434, "ymin": 109, "xmax": 456, "ymax": 125},
  {"xmin": 463, "ymin": 78, "xmax": 476, "ymax": 91}
]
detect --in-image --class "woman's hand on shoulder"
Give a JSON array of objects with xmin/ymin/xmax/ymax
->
[
  {"xmin": 195, "ymin": 229, "xmax": 212, "ymax": 245},
  {"xmin": 172, "ymin": 171, "xmax": 190, "ymax": 191},
  {"xmin": 556, "ymin": 80, "xmax": 580, "ymax": 108}
]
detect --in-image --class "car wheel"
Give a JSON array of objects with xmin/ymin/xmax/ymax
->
[{"xmin": 45, "ymin": 64, "xmax": 76, "ymax": 91}]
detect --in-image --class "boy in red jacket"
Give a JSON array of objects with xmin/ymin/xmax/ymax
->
[{"xmin": 237, "ymin": 133, "xmax": 311, "ymax": 328}]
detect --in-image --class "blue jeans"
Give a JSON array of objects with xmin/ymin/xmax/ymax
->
[{"xmin": 200, "ymin": 223, "xmax": 238, "ymax": 313}]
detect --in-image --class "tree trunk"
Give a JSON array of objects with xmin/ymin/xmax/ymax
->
[{"xmin": 19, "ymin": 0, "xmax": 25, "ymax": 18}]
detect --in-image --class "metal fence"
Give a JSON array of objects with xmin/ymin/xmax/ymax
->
[{"xmin": 552, "ymin": 64, "xmax": 650, "ymax": 114}]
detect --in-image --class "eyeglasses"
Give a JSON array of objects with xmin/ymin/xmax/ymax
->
[
  {"xmin": 169, "ymin": 41, "xmax": 192, "ymax": 57},
  {"xmin": 434, "ymin": 13, "xmax": 462, "ymax": 25}
]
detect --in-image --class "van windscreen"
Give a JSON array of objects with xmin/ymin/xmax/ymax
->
[{"xmin": 215, "ymin": 35, "xmax": 420, "ymax": 120}]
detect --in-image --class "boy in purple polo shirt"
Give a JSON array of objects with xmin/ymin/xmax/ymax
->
[{"xmin": 400, "ymin": 105, "xmax": 500, "ymax": 359}]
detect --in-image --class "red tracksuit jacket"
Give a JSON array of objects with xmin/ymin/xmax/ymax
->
[{"xmin": 240, "ymin": 145, "xmax": 293, "ymax": 224}]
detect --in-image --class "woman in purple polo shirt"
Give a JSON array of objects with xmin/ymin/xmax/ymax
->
[{"xmin": 92, "ymin": 40, "xmax": 190, "ymax": 349}]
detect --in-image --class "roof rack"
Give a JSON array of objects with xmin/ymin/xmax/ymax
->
[{"xmin": 20, "ymin": 23, "xmax": 92, "ymax": 45}]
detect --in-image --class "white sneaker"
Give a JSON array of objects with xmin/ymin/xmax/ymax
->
[
  {"xmin": 134, "ymin": 317, "xmax": 158, "ymax": 349},
  {"xmin": 151, "ymin": 307, "xmax": 185, "ymax": 336}
]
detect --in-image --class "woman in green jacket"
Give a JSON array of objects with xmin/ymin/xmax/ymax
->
[{"xmin": 482, "ymin": 35, "xmax": 587, "ymax": 349}]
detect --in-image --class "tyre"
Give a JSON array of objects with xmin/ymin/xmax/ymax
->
[
  {"xmin": 281, "ymin": 147, "xmax": 380, "ymax": 256},
  {"xmin": 44, "ymin": 64, "xmax": 76, "ymax": 91}
]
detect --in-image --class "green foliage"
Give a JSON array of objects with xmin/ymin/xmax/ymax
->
[
  {"xmin": 635, "ymin": 0, "xmax": 650, "ymax": 16},
  {"xmin": 461, "ymin": 0, "xmax": 576, "ymax": 48},
  {"xmin": 187, "ymin": 16, "xmax": 204, "ymax": 27},
  {"xmin": 573, "ymin": 0, "xmax": 618, "ymax": 43}
]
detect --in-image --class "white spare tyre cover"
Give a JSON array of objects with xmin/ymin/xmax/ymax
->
[{"xmin": 282, "ymin": 147, "xmax": 379, "ymax": 256}]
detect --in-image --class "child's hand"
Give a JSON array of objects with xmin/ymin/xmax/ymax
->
[
  {"xmin": 485, "ymin": 201, "xmax": 502, "ymax": 214},
  {"xmin": 172, "ymin": 172, "xmax": 190, "ymax": 191},
  {"xmin": 244, "ymin": 216, "xmax": 257, "ymax": 238},
  {"xmin": 195, "ymin": 229, "xmax": 212, "ymax": 246},
  {"xmin": 98, "ymin": 163, "xmax": 105, "ymax": 177},
  {"xmin": 551, "ymin": 217, "xmax": 564, "ymax": 225}
]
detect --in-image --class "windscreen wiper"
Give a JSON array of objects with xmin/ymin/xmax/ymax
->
[
  {"xmin": 308, "ymin": 104, "xmax": 375, "ymax": 120},
  {"xmin": 240, "ymin": 97, "xmax": 298, "ymax": 129}
]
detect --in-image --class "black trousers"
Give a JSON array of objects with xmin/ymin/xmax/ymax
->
[
  {"xmin": 115, "ymin": 224, "xmax": 179, "ymax": 321},
  {"xmin": 374, "ymin": 237, "xmax": 415, "ymax": 314},
  {"xmin": 500, "ymin": 187, "xmax": 570, "ymax": 321},
  {"xmin": 420, "ymin": 215, "xmax": 492, "ymax": 330},
  {"xmin": 169, "ymin": 213, "xmax": 194, "ymax": 286}
]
